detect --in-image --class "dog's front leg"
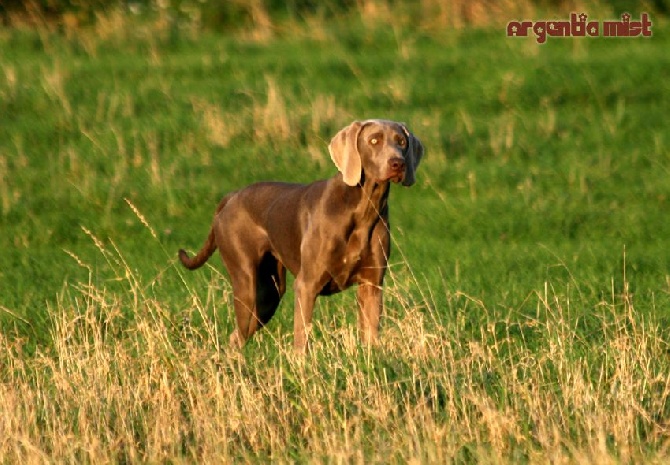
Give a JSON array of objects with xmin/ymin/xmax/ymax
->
[
  {"xmin": 356, "ymin": 283, "xmax": 383, "ymax": 344},
  {"xmin": 355, "ymin": 221, "xmax": 389, "ymax": 345},
  {"xmin": 293, "ymin": 277, "xmax": 319, "ymax": 353}
]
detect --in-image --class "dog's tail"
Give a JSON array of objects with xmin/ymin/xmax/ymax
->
[
  {"xmin": 178, "ymin": 195, "xmax": 230, "ymax": 270},
  {"xmin": 178, "ymin": 229, "xmax": 216, "ymax": 270}
]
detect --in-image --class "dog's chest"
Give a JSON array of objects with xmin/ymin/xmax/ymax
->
[
  {"xmin": 324, "ymin": 226, "xmax": 372, "ymax": 292},
  {"xmin": 342, "ymin": 228, "xmax": 368, "ymax": 268},
  {"xmin": 320, "ymin": 184, "xmax": 389, "ymax": 292}
]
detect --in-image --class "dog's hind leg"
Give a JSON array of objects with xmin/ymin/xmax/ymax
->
[
  {"xmin": 227, "ymin": 253, "xmax": 286, "ymax": 348},
  {"xmin": 227, "ymin": 263, "xmax": 260, "ymax": 348}
]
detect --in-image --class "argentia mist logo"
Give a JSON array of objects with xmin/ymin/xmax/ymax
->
[{"xmin": 507, "ymin": 13, "xmax": 652, "ymax": 44}]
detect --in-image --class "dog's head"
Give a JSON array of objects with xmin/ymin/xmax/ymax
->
[{"xmin": 328, "ymin": 119, "xmax": 424, "ymax": 187}]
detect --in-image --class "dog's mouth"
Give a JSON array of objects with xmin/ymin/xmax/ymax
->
[{"xmin": 385, "ymin": 171, "xmax": 405, "ymax": 183}]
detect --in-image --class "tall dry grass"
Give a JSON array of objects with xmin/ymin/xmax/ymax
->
[{"xmin": 1, "ymin": 219, "xmax": 669, "ymax": 463}]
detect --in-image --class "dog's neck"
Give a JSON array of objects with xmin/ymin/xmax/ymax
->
[
  {"xmin": 359, "ymin": 177, "xmax": 389, "ymax": 218},
  {"xmin": 331, "ymin": 172, "xmax": 390, "ymax": 224},
  {"xmin": 348, "ymin": 174, "xmax": 391, "ymax": 229}
]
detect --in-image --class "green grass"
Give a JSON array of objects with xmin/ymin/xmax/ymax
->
[{"xmin": 1, "ymin": 8, "xmax": 670, "ymax": 463}]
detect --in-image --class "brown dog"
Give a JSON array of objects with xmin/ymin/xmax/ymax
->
[{"xmin": 179, "ymin": 120, "xmax": 424, "ymax": 352}]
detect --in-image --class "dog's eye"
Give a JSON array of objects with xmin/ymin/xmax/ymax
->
[
  {"xmin": 370, "ymin": 137, "xmax": 379, "ymax": 145},
  {"xmin": 398, "ymin": 138, "xmax": 406, "ymax": 147}
]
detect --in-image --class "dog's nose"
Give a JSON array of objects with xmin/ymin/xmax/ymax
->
[{"xmin": 388, "ymin": 158, "xmax": 405, "ymax": 172}]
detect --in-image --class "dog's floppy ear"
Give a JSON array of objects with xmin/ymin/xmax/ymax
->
[
  {"xmin": 328, "ymin": 121, "xmax": 364, "ymax": 186},
  {"xmin": 400, "ymin": 123, "xmax": 424, "ymax": 187}
]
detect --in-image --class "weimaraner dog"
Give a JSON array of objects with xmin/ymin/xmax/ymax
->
[{"xmin": 179, "ymin": 119, "xmax": 424, "ymax": 352}]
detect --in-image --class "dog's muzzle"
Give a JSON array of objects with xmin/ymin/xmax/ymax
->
[{"xmin": 386, "ymin": 157, "xmax": 406, "ymax": 183}]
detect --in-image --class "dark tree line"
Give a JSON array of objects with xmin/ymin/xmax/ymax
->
[{"xmin": 1, "ymin": 0, "xmax": 666, "ymax": 29}]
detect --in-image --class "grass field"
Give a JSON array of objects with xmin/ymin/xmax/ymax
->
[{"xmin": 1, "ymin": 4, "xmax": 670, "ymax": 463}]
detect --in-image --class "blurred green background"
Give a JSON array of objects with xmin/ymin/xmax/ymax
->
[{"xmin": 1, "ymin": 0, "xmax": 668, "ymax": 350}]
